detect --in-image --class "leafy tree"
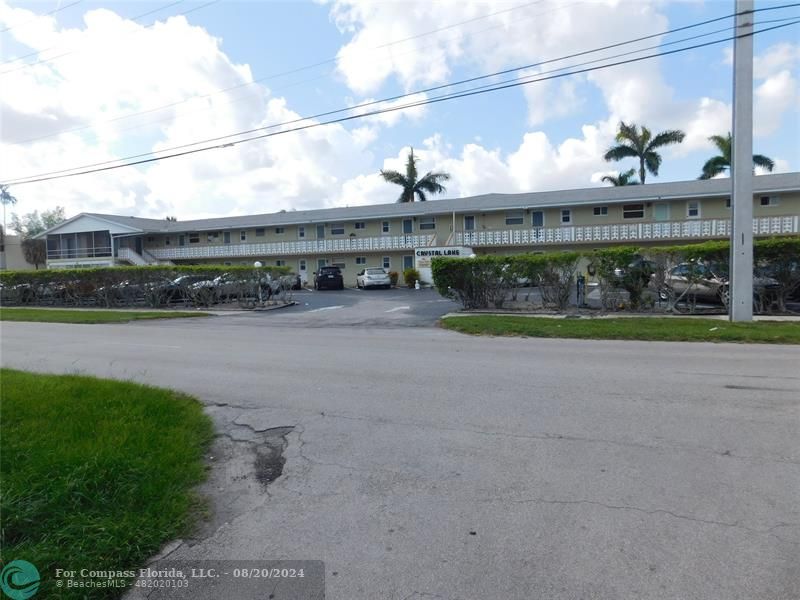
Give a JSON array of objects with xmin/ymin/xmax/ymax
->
[
  {"xmin": 698, "ymin": 132, "xmax": 775, "ymax": 179},
  {"xmin": 600, "ymin": 168, "xmax": 639, "ymax": 186},
  {"xmin": 10, "ymin": 207, "xmax": 66, "ymax": 269},
  {"xmin": 380, "ymin": 147, "xmax": 450, "ymax": 203},
  {"xmin": 603, "ymin": 122, "xmax": 685, "ymax": 184}
]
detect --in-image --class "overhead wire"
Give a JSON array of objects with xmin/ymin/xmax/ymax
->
[
  {"xmin": 5, "ymin": 0, "xmax": 566, "ymax": 145},
  {"xmin": 0, "ymin": 0, "xmax": 219, "ymax": 75},
  {"xmin": 5, "ymin": 4, "xmax": 796, "ymax": 174},
  {"xmin": 4, "ymin": 17, "xmax": 798, "ymax": 187}
]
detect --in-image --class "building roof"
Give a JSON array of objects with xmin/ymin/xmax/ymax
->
[{"xmin": 41, "ymin": 172, "xmax": 800, "ymax": 237}]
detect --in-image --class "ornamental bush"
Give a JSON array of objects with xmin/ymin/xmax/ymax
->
[
  {"xmin": 0, "ymin": 265, "xmax": 291, "ymax": 308},
  {"xmin": 403, "ymin": 267, "xmax": 420, "ymax": 288},
  {"xmin": 431, "ymin": 236, "xmax": 800, "ymax": 314}
]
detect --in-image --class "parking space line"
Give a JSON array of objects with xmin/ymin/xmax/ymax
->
[
  {"xmin": 308, "ymin": 306, "xmax": 344, "ymax": 313},
  {"xmin": 385, "ymin": 306, "xmax": 411, "ymax": 313}
]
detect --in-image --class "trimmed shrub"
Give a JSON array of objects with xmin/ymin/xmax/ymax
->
[
  {"xmin": 403, "ymin": 267, "xmax": 421, "ymax": 288},
  {"xmin": 0, "ymin": 265, "xmax": 291, "ymax": 308},
  {"xmin": 431, "ymin": 236, "xmax": 800, "ymax": 314}
]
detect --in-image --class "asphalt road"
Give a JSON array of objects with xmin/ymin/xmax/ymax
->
[{"xmin": 2, "ymin": 305, "xmax": 799, "ymax": 600}]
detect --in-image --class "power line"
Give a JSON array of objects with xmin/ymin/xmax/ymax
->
[
  {"xmin": 0, "ymin": 0, "xmax": 219, "ymax": 75},
  {"xmin": 6, "ymin": 4, "xmax": 792, "ymax": 172},
  {"xmin": 4, "ymin": 19, "xmax": 797, "ymax": 187},
  {"xmin": 0, "ymin": 0, "xmax": 187, "ymax": 65},
  {"xmin": 5, "ymin": 19, "xmax": 747, "ymax": 178},
  {"xmin": 5, "ymin": 0, "xmax": 564, "ymax": 145},
  {"xmin": 8, "ymin": 1, "xmax": 795, "ymax": 148},
  {"xmin": 0, "ymin": 0, "xmax": 83, "ymax": 34}
]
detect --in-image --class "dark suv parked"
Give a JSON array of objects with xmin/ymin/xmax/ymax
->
[{"xmin": 314, "ymin": 266, "xmax": 344, "ymax": 290}]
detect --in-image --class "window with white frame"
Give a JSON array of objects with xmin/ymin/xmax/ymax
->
[
  {"xmin": 654, "ymin": 203, "xmax": 670, "ymax": 221},
  {"xmin": 403, "ymin": 255, "xmax": 413, "ymax": 270},
  {"xmin": 760, "ymin": 195, "xmax": 779, "ymax": 207},
  {"xmin": 382, "ymin": 221, "xmax": 390, "ymax": 233},
  {"xmin": 207, "ymin": 231, "xmax": 220, "ymax": 242},
  {"xmin": 383, "ymin": 256, "xmax": 391, "ymax": 269},
  {"xmin": 255, "ymin": 228, "xmax": 265, "ymax": 237},
  {"xmin": 622, "ymin": 204, "xmax": 645, "ymax": 219},
  {"xmin": 298, "ymin": 226, "xmax": 305, "ymax": 238},
  {"xmin": 725, "ymin": 198, "xmax": 731, "ymax": 208},
  {"xmin": 276, "ymin": 260, "xmax": 286, "ymax": 267},
  {"xmin": 531, "ymin": 211, "xmax": 544, "ymax": 227},
  {"xmin": 189, "ymin": 233, "xmax": 200, "ymax": 244},
  {"xmin": 356, "ymin": 256, "xmax": 366, "ymax": 265},
  {"xmin": 355, "ymin": 222, "xmax": 366, "ymax": 230},
  {"xmin": 505, "ymin": 211, "xmax": 524, "ymax": 225},
  {"xmin": 561, "ymin": 209, "xmax": 572, "ymax": 224},
  {"xmin": 223, "ymin": 231, "xmax": 231, "ymax": 244},
  {"xmin": 687, "ymin": 201, "xmax": 701, "ymax": 218},
  {"xmin": 275, "ymin": 227, "xmax": 285, "ymax": 234},
  {"xmin": 593, "ymin": 206, "xmax": 608, "ymax": 216},
  {"xmin": 331, "ymin": 223, "xmax": 345, "ymax": 235},
  {"xmin": 332, "ymin": 257, "xmax": 346, "ymax": 268},
  {"xmin": 240, "ymin": 230, "xmax": 247, "ymax": 241},
  {"xmin": 464, "ymin": 215, "xmax": 475, "ymax": 231},
  {"xmin": 419, "ymin": 216, "xmax": 436, "ymax": 230}
]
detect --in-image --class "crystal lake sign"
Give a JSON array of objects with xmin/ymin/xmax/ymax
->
[{"xmin": 414, "ymin": 246, "xmax": 473, "ymax": 283}]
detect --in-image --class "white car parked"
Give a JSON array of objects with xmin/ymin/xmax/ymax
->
[{"xmin": 356, "ymin": 267, "xmax": 392, "ymax": 289}]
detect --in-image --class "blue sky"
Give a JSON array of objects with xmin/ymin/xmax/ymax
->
[{"xmin": 0, "ymin": 0, "xmax": 798, "ymax": 219}]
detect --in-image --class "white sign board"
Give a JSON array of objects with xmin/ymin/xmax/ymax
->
[{"xmin": 414, "ymin": 246, "xmax": 473, "ymax": 284}]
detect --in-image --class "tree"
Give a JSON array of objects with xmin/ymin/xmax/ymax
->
[
  {"xmin": 1, "ymin": 184, "xmax": 17, "ymax": 241},
  {"xmin": 380, "ymin": 147, "xmax": 451, "ymax": 203},
  {"xmin": 600, "ymin": 168, "xmax": 639, "ymax": 186},
  {"xmin": 698, "ymin": 132, "xmax": 775, "ymax": 179},
  {"xmin": 603, "ymin": 122, "xmax": 685, "ymax": 184},
  {"xmin": 10, "ymin": 207, "xmax": 66, "ymax": 269}
]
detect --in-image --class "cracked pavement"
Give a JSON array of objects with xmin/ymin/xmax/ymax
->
[{"xmin": 2, "ymin": 311, "xmax": 799, "ymax": 599}]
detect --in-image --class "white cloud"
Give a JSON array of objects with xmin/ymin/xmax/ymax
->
[
  {"xmin": 754, "ymin": 70, "xmax": 798, "ymax": 137},
  {"xmin": 0, "ymin": 2, "xmax": 393, "ymax": 219}
]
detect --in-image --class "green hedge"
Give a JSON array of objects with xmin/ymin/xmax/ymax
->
[
  {"xmin": 0, "ymin": 265, "xmax": 292, "ymax": 308},
  {"xmin": 432, "ymin": 236, "xmax": 800, "ymax": 312}
]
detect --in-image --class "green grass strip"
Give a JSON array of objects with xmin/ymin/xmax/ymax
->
[
  {"xmin": 0, "ymin": 369, "xmax": 215, "ymax": 599},
  {"xmin": 0, "ymin": 308, "xmax": 209, "ymax": 324},
  {"xmin": 441, "ymin": 315, "xmax": 800, "ymax": 344}
]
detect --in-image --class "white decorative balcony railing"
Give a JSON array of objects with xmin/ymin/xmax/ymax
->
[
  {"xmin": 149, "ymin": 234, "xmax": 437, "ymax": 260},
  {"xmin": 453, "ymin": 216, "xmax": 799, "ymax": 247}
]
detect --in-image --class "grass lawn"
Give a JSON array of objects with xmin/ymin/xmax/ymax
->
[
  {"xmin": 0, "ymin": 369, "xmax": 214, "ymax": 599},
  {"xmin": 441, "ymin": 315, "xmax": 800, "ymax": 344},
  {"xmin": 0, "ymin": 307, "xmax": 209, "ymax": 324}
]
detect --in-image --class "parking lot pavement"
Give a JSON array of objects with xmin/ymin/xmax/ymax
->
[{"xmin": 219, "ymin": 286, "xmax": 459, "ymax": 328}]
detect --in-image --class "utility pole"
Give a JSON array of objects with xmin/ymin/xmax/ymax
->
[{"xmin": 730, "ymin": 0, "xmax": 754, "ymax": 321}]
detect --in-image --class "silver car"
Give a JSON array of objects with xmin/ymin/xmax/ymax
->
[{"xmin": 356, "ymin": 267, "xmax": 391, "ymax": 289}]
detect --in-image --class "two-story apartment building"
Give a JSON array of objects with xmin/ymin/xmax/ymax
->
[{"xmin": 37, "ymin": 172, "xmax": 800, "ymax": 283}]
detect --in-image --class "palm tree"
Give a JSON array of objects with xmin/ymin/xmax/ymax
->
[
  {"xmin": 380, "ymin": 147, "xmax": 450, "ymax": 203},
  {"xmin": 698, "ymin": 132, "xmax": 775, "ymax": 179},
  {"xmin": 600, "ymin": 168, "xmax": 639, "ymax": 186},
  {"xmin": 603, "ymin": 122, "xmax": 685, "ymax": 184},
  {"xmin": 0, "ymin": 184, "xmax": 18, "ymax": 240}
]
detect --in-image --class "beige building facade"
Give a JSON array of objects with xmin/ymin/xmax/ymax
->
[{"xmin": 36, "ymin": 173, "xmax": 800, "ymax": 284}]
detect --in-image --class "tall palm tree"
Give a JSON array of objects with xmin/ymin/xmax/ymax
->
[
  {"xmin": 698, "ymin": 132, "xmax": 775, "ymax": 179},
  {"xmin": 600, "ymin": 168, "xmax": 639, "ymax": 186},
  {"xmin": 0, "ymin": 184, "xmax": 18, "ymax": 240},
  {"xmin": 380, "ymin": 147, "xmax": 450, "ymax": 203},
  {"xmin": 603, "ymin": 122, "xmax": 685, "ymax": 184}
]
